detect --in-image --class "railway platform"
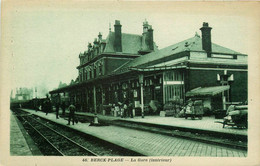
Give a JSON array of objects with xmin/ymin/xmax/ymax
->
[
  {"xmin": 75, "ymin": 111, "xmax": 247, "ymax": 136},
  {"xmin": 19, "ymin": 108, "xmax": 247, "ymax": 157},
  {"xmin": 10, "ymin": 112, "xmax": 32, "ymax": 156},
  {"xmin": 20, "ymin": 108, "xmax": 247, "ymax": 136}
]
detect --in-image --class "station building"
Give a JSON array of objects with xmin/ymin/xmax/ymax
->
[{"xmin": 50, "ymin": 20, "xmax": 248, "ymax": 116}]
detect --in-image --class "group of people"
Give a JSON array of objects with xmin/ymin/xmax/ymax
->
[
  {"xmin": 54, "ymin": 102, "xmax": 66, "ymax": 119},
  {"xmin": 41, "ymin": 97, "xmax": 77, "ymax": 125},
  {"xmin": 41, "ymin": 97, "xmax": 52, "ymax": 115},
  {"xmin": 41, "ymin": 95, "xmax": 135, "ymax": 126},
  {"xmin": 112, "ymin": 98, "xmax": 133, "ymax": 118}
]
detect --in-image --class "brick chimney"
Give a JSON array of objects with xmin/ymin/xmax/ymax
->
[
  {"xmin": 114, "ymin": 20, "xmax": 122, "ymax": 52},
  {"xmin": 88, "ymin": 43, "xmax": 92, "ymax": 50},
  {"xmin": 143, "ymin": 20, "xmax": 149, "ymax": 33},
  {"xmin": 141, "ymin": 21, "xmax": 149, "ymax": 51},
  {"xmin": 200, "ymin": 22, "xmax": 212, "ymax": 55},
  {"xmin": 147, "ymin": 25, "xmax": 154, "ymax": 50},
  {"xmin": 94, "ymin": 38, "xmax": 98, "ymax": 44},
  {"xmin": 141, "ymin": 20, "xmax": 154, "ymax": 52},
  {"xmin": 98, "ymin": 32, "xmax": 102, "ymax": 41}
]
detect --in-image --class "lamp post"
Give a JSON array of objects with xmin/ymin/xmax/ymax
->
[
  {"xmin": 217, "ymin": 70, "xmax": 234, "ymax": 110},
  {"xmin": 139, "ymin": 74, "xmax": 144, "ymax": 118}
]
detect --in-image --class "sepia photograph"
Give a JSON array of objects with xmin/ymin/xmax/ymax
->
[{"xmin": 1, "ymin": 1, "xmax": 260, "ymax": 166}]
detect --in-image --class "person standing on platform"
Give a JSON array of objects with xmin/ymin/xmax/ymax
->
[
  {"xmin": 45, "ymin": 100, "xmax": 48, "ymax": 115},
  {"xmin": 123, "ymin": 100, "xmax": 128, "ymax": 118},
  {"xmin": 34, "ymin": 100, "xmax": 38, "ymax": 112},
  {"xmin": 67, "ymin": 102, "xmax": 76, "ymax": 125},
  {"xmin": 55, "ymin": 102, "xmax": 60, "ymax": 119},
  {"xmin": 61, "ymin": 102, "xmax": 66, "ymax": 115},
  {"xmin": 44, "ymin": 99, "xmax": 48, "ymax": 115},
  {"xmin": 41, "ymin": 101, "xmax": 45, "ymax": 113},
  {"xmin": 46, "ymin": 98, "xmax": 52, "ymax": 115},
  {"xmin": 128, "ymin": 102, "xmax": 134, "ymax": 118}
]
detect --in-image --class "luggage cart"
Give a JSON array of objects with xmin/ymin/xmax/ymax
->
[{"xmin": 185, "ymin": 100, "xmax": 203, "ymax": 120}]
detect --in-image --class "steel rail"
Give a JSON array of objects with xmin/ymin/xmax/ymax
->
[
  {"xmin": 19, "ymin": 115, "xmax": 65, "ymax": 156},
  {"xmin": 26, "ymin": 116, "xmax": 98, "ymax": 156}
]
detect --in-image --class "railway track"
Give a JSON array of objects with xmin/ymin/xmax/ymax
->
[
  {"xmin": 12, "ymin": 109, "xmax": 143, "ymax": 156},
  {"xmin": 16, "ymin": 112, "xmax": 98, "ymax": 156}
]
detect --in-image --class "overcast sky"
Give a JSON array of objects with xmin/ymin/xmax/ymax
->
[{"xmin": 3, "ymin": 1, "xmax": 256, "ymax": 97}]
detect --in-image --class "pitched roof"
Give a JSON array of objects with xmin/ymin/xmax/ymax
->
[
  {"xmin": 103, "ymin": 32, "xmax": 158, "ymax": 54},
  {"xmin": 189, "ymin": 36, "xmax": 242, "ymax": 54},
  {"xmin": 115, "ymin": 35, "xmax": 244, "ymax": 70}
]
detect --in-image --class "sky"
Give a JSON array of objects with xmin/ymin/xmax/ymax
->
[{"xmin": 2, "ymin": 1, "xmax": 257, "ymax": 97}]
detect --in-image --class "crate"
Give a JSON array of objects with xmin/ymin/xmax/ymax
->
[
  {"xmin": 160, "ymin": 111, "xmax": 166, "ymax": 117},
  {"xmin": 165, "ymin": 110, "xmax": 174, "ymax": 116}
]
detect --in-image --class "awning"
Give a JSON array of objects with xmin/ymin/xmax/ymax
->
[{"xmin": 186, "ymin": 85, "xmax": 230, "ymax": 97}]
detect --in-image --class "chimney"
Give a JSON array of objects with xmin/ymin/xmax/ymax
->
[
  {"xmin": 200, "ymin": 22, "xmax": 212, "ymax": 55},
  {"xmin": 147, "ymin": 26, "xmax": 154, "ymax": 50},
  {"xmin": 141, "ymin": 20, "xmax": 154, "ymax": 52},
  {"xmin": 88, "ymin": 43, "xmax": 92, "ymax": 51},
  {"xmin": 141, "ymin": 21, "xmax": 149, "ymax": 51},
  {"xmin": 114, "ymin": 20, "xmax": 122, "ymax": 52},
  {"xmin": 98, "ymin": 32, "xmax": 102, "ymax": 41},
  {"xmin": 143, "ymin": 20, "xmax": 149, "ymax": 33},
  {"xmin": 94, "ymin": 38, "xmax": 98, "ymax": 45}
]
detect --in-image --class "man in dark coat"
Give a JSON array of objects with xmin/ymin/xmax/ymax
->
[
  {"xmin": 67, "ymin": 102, "xmax": 76, "ymax": 125},
  {"xmin": 55, "ymin": 102, "xmax": 60, "ymax": 119},
  {"xmin": 128, "ymin": 102, "xmax": 133, "ymax": 118},
  {"xmin": 45, "ymin": 99, "xmax": 51, "ymax": 115},
  {"xmin": 61, "ymin": 102, "xmax": 66, "ymax": 115}
]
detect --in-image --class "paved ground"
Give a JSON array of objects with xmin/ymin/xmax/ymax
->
[
  {"xmin": 75, "ymin": 111, "xmax": 247, "ymax": 136},
  {"xmin": 20, "ymin": 109, "xmax": 247, "ymax": 157},
  {"xmin": 10, "ymin": 112, "xmax": 32, "ymax": 156}
]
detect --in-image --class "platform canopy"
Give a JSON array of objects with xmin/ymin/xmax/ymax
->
[{"xmin": 186, "ymin": 85, "xmax": 230, "ymax": 97}]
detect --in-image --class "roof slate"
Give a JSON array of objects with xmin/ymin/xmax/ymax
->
[
  {"xmin": 116, "ymin": 35, "xmax": 244, "ymax": 71},
  {"xmin": 103, "ymin": 32, "xmax": 158, "ymax": 54}
]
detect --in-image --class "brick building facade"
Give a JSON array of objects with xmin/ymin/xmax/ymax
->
[{"xmin": 50, "ymin": 21, "xmax": 247, "ymax": 115}]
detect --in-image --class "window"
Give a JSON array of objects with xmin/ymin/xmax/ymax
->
[
  {"xmin": 122, "ymin": 83, "xmax": 128, "ymax": 90},
  {"xmin": 99, "ymin": 65, "xmax": 103, "ymax": 75},
  {"xmin": 97, "ymin": 47, "xmax": 100, "ymax": 55},
  {"xmin": 83, "ymin": 69, "xmax": 85, "ymax": 81},
  {"xmin": 94, "ymin": 68, "xmax": 97, "ymax": 78},
  {"xmin": 89, "ymin": 70, "xmax": 92, "ymax": 79},
  {"xmin": 163, "ymin": 70, "xmax": 184, "ymax": 103}
]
